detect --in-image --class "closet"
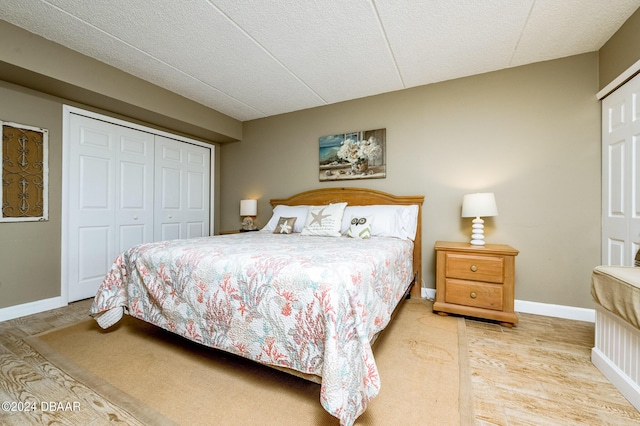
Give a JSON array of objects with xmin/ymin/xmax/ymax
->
[
  {"xmin": 601, "ymin": 71, "xmax": 640, "ymax": 265},
  {"xmin": 63, "ymin": 107, "xmax": 213, "ymax": 301}
]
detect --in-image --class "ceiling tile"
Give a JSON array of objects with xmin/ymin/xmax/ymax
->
[{"xmin": 1, "ymin": 0, "xmax": 639, "ymax": 121}]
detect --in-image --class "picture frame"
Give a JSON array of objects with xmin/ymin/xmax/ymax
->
[
  {"xmin": 1, "ymin": 121, "xmax": 49, "ymax": 222},
  {"xmin": 319, "ymin": 128, "xmax": 386, "ymax": 181}
]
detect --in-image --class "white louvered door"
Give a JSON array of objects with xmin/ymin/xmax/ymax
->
[{"xmin": 602, "ymin": 72, "xmax": 640, "ymax": 265}]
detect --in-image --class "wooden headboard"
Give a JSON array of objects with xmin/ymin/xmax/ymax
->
[{"xmin": 270, "ymin": 187, "xmax": 424, "ymax": 298}]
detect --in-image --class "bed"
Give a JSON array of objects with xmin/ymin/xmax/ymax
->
[
  {"xmin": 591, "ymin": 265, "xmax": 640, "ymax": 411},
  {"xmin": 90, "ymin": 187, "xmax": 424, "ymax": 425}
]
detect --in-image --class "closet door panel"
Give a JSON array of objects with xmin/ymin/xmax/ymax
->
[
  {"xmin": 185, "ymin": 146, "xmax": 209, "ymax": 239},
  {"xmin": 120, "ymin": 162, "xmax": 145, "ymax": 209},
  {"xmin": 156, "ymin": 156, "xmax": 183, "ymax": 241},
  {"xmin": 119, "ymin": 224, "xmax": 146, "ymax": 253},
  {"xmin": 159, "ymin": 223, "xmax": 182, "ymax": 241},
  {"xmin": 78, "ymin": 226, "xmax": 111, "ymax": 280},
  {"xmin": 68, "ymin": 114, "xmax": 154, "ymax": 301},
  {"xmin": 186, "ymin": 222, "xmax": 205, "ymax": 238},
  {"xmin": 116, "ymin": 130, "xmax": 155, "ymax": 252},
  {"xmin": 629, "ymin": 87, "xmax": 640, "ymax": 261},
  {"xmin": 155, "ymin": 135, "xmax": 210, "ymax": 241},
  {"xmin": 77, "ymin": 155, "xmax": 114, "ymax": 285},
  {"xmin": 603, "ymin": 126, "xmax": 627, "ymax": 264},
  {"xmin": 186, "ymin": 168, "xmax": 206, "ymax": 238},
  {"xmin": 68, "ymin": 116, "xmax": 116, "ymax": 301},
  {"xmin": 603, "ymin": 72, "xmax": 640, "ymax": 265}
]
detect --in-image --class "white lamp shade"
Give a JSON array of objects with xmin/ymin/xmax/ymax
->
[
  {"xmin": 240, "ymin": 199, "xmax": 257, "ymax": 216},
  {"xmin": 461, "ymin": 193, "xmax": 498, "ymax": 218}
]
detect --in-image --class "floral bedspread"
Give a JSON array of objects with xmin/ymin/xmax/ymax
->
[{"xmin": 90, "ymin": 231, "xmax": 414, "ymax": 425}]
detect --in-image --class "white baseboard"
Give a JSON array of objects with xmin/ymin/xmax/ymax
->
[
  {"xmin": 515, "ymin": 299, "xmax": 595, "ymax": 322},
  {"xmin": 421, "ymin": 287, "xmax": 436, "ymax": 300},
  {"xmin": 420, "ymin": 288, "xmax": 595, "ymax": 323},
  {"xmin": 0, "ymin": 297, "xmax": 66, "ymax": 322}
]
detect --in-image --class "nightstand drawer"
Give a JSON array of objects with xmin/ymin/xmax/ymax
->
[
  {"xmin": 445, "ymin": 253, "xmax": 504, "ymax": 283},
  {"xmin": 444, "ymin": 279, "xmax": 503, "ymax": 310}
]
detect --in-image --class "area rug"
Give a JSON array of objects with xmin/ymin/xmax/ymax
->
[{"xmin": 26, "ymin": 299, "xmax": 474, "ymax": 425}]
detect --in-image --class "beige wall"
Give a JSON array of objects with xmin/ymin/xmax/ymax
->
[
  {"xmin": 0, "ymin": 80, "xmax": 225, "ymax": 310},
  {"xmin": 0, "ymin": 21, "xmax": 241, "ymax": 310},
  {"xmin": 0, "ymin": 21, "xmax": 244, "ymax": 310},
  {"xmin": 0, "ymin": 83, "xmax": 64, "ymax": 307},
  {"xmin": 599, "ymin": 7, "xmax": 640, "ymax": 90},
  {"xmin": 221, "ymin": 53, "xmax": 601, "ymax": 309},
  {"xmin": 2, "ymin": 9, "xmax": 639, "ymax": 313}
]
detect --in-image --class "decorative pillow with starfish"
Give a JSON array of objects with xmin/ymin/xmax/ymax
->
[
  {"xmin": 262, "ymin": 205, "xmax": 309, "ymax": 233},
  {"xmin": 273, "ymin": 217, "xmax": 297, "ymax": 234},
  {"xmin": 300, "ymin": 202, "xmax": 347, "ymax": 237}
]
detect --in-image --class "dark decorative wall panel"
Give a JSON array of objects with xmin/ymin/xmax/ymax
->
[{"xmin": 1, "ymin": 122, "xmax": 48, "ymax": 222}]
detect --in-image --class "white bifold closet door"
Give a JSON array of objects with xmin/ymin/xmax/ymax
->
[
  {"xmin": 154, "ymin": 135, "xmax": 210, "ymax": 241},
  {"xmin": 66, "ymin": 112, "xmax": 210, "ymax": 302},
  {"xmin": 602, "ymin": 71, "xmax": 640, "ymax": 265}
]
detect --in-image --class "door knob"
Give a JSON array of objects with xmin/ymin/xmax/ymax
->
[
  {"xmin": 470, "ymin": 292, "xmax": 477, "ymax": 299},
  {"xmin": 470, "ymin": 265, "xmax": 477, "ymax": 272}
]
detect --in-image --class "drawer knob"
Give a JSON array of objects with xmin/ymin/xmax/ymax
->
[
  {"xmin": 470, "ymin": 265, "xmax": 478, "ymax": 272},
  {"xmin": 470, "ymin": 292, "xmax": 477, "ymax": 299}
]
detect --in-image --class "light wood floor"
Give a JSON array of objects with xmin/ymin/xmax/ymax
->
[
  {"xmin": 465, "ymin": 312, "xmax": 640, "ymax": 425},
  {"xmin": 0, "ymin": 299, "xmax": 144, "ymax": 425},
  {"xmin": 1, "ymin": 300, "xmax": 639, "ymax": 425}
]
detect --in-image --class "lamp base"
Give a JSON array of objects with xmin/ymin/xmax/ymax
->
[
  {"xmin": 469, "ymin": 217, "xmax": 486, "ymax": 246},
  {"xmin": 241, "ymin": 216, "xmax": 257, "ymax": 231}
]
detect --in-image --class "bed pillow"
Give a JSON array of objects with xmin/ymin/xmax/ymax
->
[
  {"xmin": 262, "ymin": 205, "xmax": 309, "ymax": 233},
  {"xmin": 346, "ymin": 216, "xmax": 372, "ymax": 239},
  {"xmin": 301, "ymin": 202, "xmax": 347, "ymax": 237},
  {"xmin": 340, "ymin": 205, "xmax": 419, "ymax": 240},
  {"xmin": 399, "ymin": 204, "xmax": 420, "ymax": 240},
  {"xmin": 273, "ymin": 217, "xmax": 297, "ymax": 234}
]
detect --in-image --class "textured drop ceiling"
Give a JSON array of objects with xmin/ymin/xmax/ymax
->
[{"xmin": 1, "ymin": 1, "xmax": 639, "ymax": 121}]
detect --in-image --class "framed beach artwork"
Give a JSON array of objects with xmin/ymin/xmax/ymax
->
[
  {"xmin": 1, "ymin": 121, "xmax": 49, "ymax": 222},
  {"xmin": 319, "ymin": 128, "xmax": 386, "ymax": 181}
]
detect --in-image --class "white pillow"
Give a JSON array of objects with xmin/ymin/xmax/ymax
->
[
  {"xmin": 262, "ymin": 205, "xmax": 309, "ymax": 233},
  {"xmin": 341, "ymin": 205, "xmax": 399, "ymax": 238},
  {"xmin": 340, "ymin": 205, "xmax": 419, "ymax": 240},
  {"xmin": 301, "ymin": 202, "xmax": 347, "ymax": 237},
  {"xmin": 400, "ymin": 205, "xmax": 419, "ymax": 240}
]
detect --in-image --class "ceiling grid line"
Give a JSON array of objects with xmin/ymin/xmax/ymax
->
[
  {"xmin": 206, "ymin": 0, "xmax": 329, "ymax": 106},
  {"xmin": 370, "ymin": 0, "xmax": 406, "ymax": 89},
  {"xmin": 509, "ymin": 0, "xmax": 537, "ymax": 67},
  {"xmin": 1, "ymin": 0, "xmax": 638, "ymax": 121}
]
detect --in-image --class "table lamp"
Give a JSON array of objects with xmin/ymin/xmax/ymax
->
[
  {"xmin": 240, "ymin": 199, "xmax": 257, "ymax": 231},
  {"xmin": 461, "ymin": 193, "xmax": 498, "ymax": 246}
]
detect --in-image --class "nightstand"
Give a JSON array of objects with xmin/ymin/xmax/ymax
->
[
  {"xmin": 220, "ymin": 229, "xmax": 259, "ymax": 235},
  {"xmin": 433, "ymin": 241, "xmax": 519, "ymax": 326}
]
